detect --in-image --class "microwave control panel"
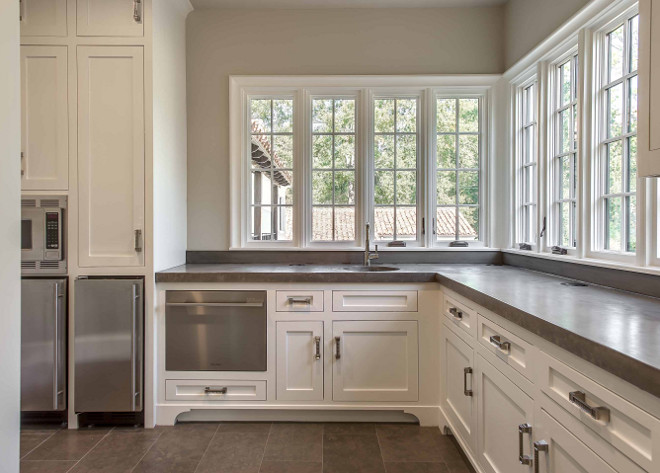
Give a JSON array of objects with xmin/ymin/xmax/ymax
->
[{"xmin": 45, "ymin": 212, "xmax": 60, "ymax": 250}]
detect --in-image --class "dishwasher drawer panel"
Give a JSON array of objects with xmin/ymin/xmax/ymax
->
[
  {"xmin": 166, "ymin": 290, "xmax": 267, "ymax": 372},
  {"xmin": 165, "ymin": 379, "xmax": 267, "ymax": 402}
]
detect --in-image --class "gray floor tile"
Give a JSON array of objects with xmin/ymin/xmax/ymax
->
[
  {"xmin": 20, "ymin": 460, "xmax": 77, "ymax": 473},
  {"xmin": 259, "ymin": 461, "xmax": 322, "ymax": 473},
  {"xmin": 376, "ymin": 425, "xmax": 444, "ymax": 462},
  {"xmin": 196, "ymin": 431, "xmax": 269, "ymax": 473},
  {"xmin": 67, "ymin": 429, "xmax": 161, "ymax": 473},
  {"xmin": 384, "ymin": 462, "xmax": 448, "ymax": 473},
  {"xmin": 263, "ymin": 423, "xmax": 323, "ymax": 462},
  {"xmin": 23, "ymin": 428, "xmax": 111, "ymax": 461},
  {"xmin": 132, "ymin": 423, "xmax": 218, "ymax": 473},
  {"xmin": 216, "ymin": 422, "xmax": 273, "ymax": 434},
  {"xmin": 323, "ymin": 433, "xmax": 385, "ymax": 473},
  {"xmin": 21, "ymin": 431, "xmax": 56, "ymax": 459},
  {"xmin": 323, "ymin": 423, "xmax": 376, "ymax": 435}
]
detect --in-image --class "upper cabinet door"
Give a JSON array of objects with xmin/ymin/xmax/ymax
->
[
  {"xmin": 20, "ymin": 0, "xmax": 67, "ymax": 37},
  {"xmin": 21, "ymin": 46, "xmax": 69, "ymax": 191},
  {"xmin": 77, "ymin": 0, "xmax": 143, "ymax": 37},
  {"xmin": 77, "ymin": 46, "xmax": 145, "ymax": 268},
  {"xmin": 639, "ymin": 0, "xmax": 660, "ymax": 176}
]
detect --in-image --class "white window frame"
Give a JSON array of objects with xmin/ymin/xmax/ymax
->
[
  {"xmin": 229, "ymin": 76, "xmax": 497, "ymax": 250},
  {"xmin": 512, "ymin": 68, "xmax": 539, "ymax": 249}
]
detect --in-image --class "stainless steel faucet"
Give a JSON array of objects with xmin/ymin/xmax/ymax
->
[{"xmin": 364, "ymin": 223, "xmax": 379, "ymax": 266}]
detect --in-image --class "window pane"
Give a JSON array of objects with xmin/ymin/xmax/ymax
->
[
  {"xmin": 335, "ymin": 99, "xmax": 355, "ymax": 133},
  {"xmin": 396, "ymin": 135, "xmax": 417, "ymax": 169},
  {"xmin": 312, "ymin": 207, "xmax": 332, "ymax": 241},
  {"xmin": 312, "ymin": 171, "xmax": 333, "ymax": 205},
  {"xmin": 375, "ymin": 171, "xmax": 394, "ymax": 205},
  {"xmin": 458, "ymin": 171, "xmax": 479, "ymax": 205},
  {"xmin": 374, "ymin": 207, "xmax": 394, "ymax": 240},
  {"xmin": 251, "ymin": 99, "xmax": 272, "ymax": 131},
  {"xmin": 396, "ymin": 171, "xmax": 417, "ymax": 205},
  {"xmin": 396, "ymin": 207, "xmax": 417, "ymax": 241},
  {"xmin": 273, "ymin": 100, "xmax": 293, "ymax": 132},
  {"xmin": 334, "ymin": 171, "xmax": 355, "ymax": 205},
  {"xmin": 628, "ymin": 136, "xmax": 637, "ymax": 192},
  {"xmin": 436, "ymin": 207, "xmax": 456, "ymax": 241},
  {"xmin": 459, "ymin": 99, "xmax": 479, "ymax": 132},
  {"xmin": 312, "ymin": 135, "xmax": 332, "ymax": 168},
  {"xmin": 251, "ymin": 171, "xmax": 272, "ymax": 205},
  {"xmin": 374, "ymin": 135, "xmax": 394, "ymax": 169},
  {"xmin": 607, "ymin": 83, "xmax": 624, "ymax": 138},
  {"xmin": 607, "ymin": 140, "xmax": 623, "ymax": 195},
  {"xmin": 374, "ymin": 99, "xmax": 395, "ymax": 133},
  {"xmin": 627, "ymin": 196, "xmax": 636, "ymax": 252},
  {"xmin": 560, "ymin": 109, "xmax": 571, "ymax": 154},
  {"xmin": 629, "ymin": 75, "xmax": 638, "ymax": 133},
  {"xmin": 396, "ymin": 99, "xmax": 417, "ymax": 133},
  {"xmin": 523, "ymin": 166, "xmax": 534, "ymax": 203},
  {"xmin": 335, "ymin": 135, "xmax": 355, "ymax": 169},
  {"xmin": 273, "ymin": 135, "xmax": 293, "ymax": 168},
  {"xmin": 606, "ymin": 197, "xmax": 623, "ymax": 251},
  {"xmin": 458, "ymin": 207, "xmax": 479, "ymax": 241},
  {"xmin": 524, "ymin": 126, "xmax": 535, "ymax": 164},
  {"xmin": 560, "ymin": 60, "xmax": 572, "ymax": 106},
  {"xmin": 437, "ymin": 134, "xmax": 456, "ymax": 169},
  {"xmin": 608, "ymin": 25, "xmax": 625, "ymax": 82},
  {"xmin": 437, "ymin": 171, "xmax": 456, "ymax": 205},
  {"xmin": 559, "ymin": 156, "xmax": 570, "ymax": 200},
  {"xmin": 312, "ymin": 99, "xmax": 332, "ymax": 133},
  {"xmin": 437, "ymin": 99, "xmax": 457, "ymax": 133},
  {"xmin": 335, "ymin": 207, "xmax": 355, "ymax": 241},
  {"xmin": 560, "ymin": 202, "xmax": 571, "ymax": 247},
  {"xmin": 458, "ymin": 135, "xmax": 479, "ymax": 169},
  {"xmin": 630, "ymin": 16, "xmax": 639, "ymax": 72}
]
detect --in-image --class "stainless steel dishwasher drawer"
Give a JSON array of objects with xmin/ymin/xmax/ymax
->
[{"xmin": 166, "ymin": 290, "xmax": 267, "ymax": 371}]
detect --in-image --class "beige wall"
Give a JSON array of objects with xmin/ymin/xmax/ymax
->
[
  {"xmin": 504, "ymin": 0, "xmax": 591, "ymax": 68},
  {"xmin": 186, "ymin": 7, "xmax": 505, "ymax": 250},
  {"xmin": 0, "ymin": 0, "xmax": 21, "ymax": 470}
]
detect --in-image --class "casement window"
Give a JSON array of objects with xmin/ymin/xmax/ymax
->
[
  {"xmin": 515, "ymin": 80, "xmax": 538, "ymax": 246},
  {"xmin": 436, "ymin": 97, "xmax": 481, "ymax": 243},
  {"xmin": 550, "ymin": 52, "xmax": 579, "ymax": 250},
  {"xmin": 230, "ymin": 77, "xmax": 494, "ymax": 250},
  {"xmin": 597, "ymin": 12, "xmax": 639, "ymax": 254}
]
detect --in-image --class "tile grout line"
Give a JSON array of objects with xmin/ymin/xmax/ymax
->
[
  {"xmin": 64, "ymin": 426, "xmax": 115, "ymax": 473},
  {"xmin": 256, "ymin": 422, "xmax": 273, "ymax": 473},
  {"xmin": 374, "ymin": 426, "xmax": 387, "ymax": 472},
  {"xmin": 193, "ymin": 422, "xmax": 221, "ymax": 473},
  {"xmin": 128, "ymin": 428, "xmax": 164, "ymax": 473},
  {"xmin": 20, "ymin": 427, "xmax": 61, "ymax": 460},
  {"xmin": 321, "ymin": 423, "xmax": 324, "ymax": 473}
]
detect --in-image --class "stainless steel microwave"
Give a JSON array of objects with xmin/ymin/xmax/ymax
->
[{"xmin": 21, "ymin": 196, "xmax": 66, "ymax": 274}]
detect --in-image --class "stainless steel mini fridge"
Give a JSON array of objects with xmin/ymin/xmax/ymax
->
[
  {"xmin": 21, "ymin": 278, "xmax": 67, "ymax": 412},
  {"xmin": 74, "ymin": 278, "xmax": 143, "ymax": 413}
]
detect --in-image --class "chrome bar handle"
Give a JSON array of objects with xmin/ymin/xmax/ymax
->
[
  {"xmin": 335, "ymin": 336, "xmax": 341, "ymax": 359},
  {"xmin": 133, "ymin": 0, "xmax": 142, "ymax": 22},
  {"xmin": 166, "ymin": 302, "xmax": 264, "ymax": 308},
  {"xmin": 53, "ymin": 283, "xmax": 61, "ymax": 410},
  {"xmin": 534, "ymin": 440, "xmax": 548, "ymax": 473},
  {"xmin": 490, "ymin": 335, "xmax": 511, "ymax": 353},
  {"xmin": 449, "ymin": 307, "xmax": 463, "ymax": 320},
  {"xmin": 568, "ymin": 391, "xmax": 610, "ymax": 422},
  {"xmin": 288, "ymin": 296, "xmax": 312, "ymax": 305},
  {"xmin": 314, "ymin": 336, "xmax": 321, "ymax": 360},
  {"xmin": 463, "ymin": 367, "xmax": 473, "ymax": 396},
  {"xmin": 134, "ymin": 229, "xmax": 143, "ymax": 253},
  {"xmin": 205, "ymin": 387, "xmax": 228, "ymax": 395},
  {"xmin": 518, "ymin": 423, "xmax": 533, "ymax": 466},
  {"xmin": 131, "ymin": 284, "xmax": 137, "ymax": 411}
]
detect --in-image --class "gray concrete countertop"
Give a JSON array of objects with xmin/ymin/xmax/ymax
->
[{"xmin": 156, "ymin": 263, "xmax": 660, "ymax": 398}]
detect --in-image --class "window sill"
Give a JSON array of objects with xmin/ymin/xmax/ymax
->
[
  {"xmin": 503, "ymin": 249, "xmax": 660, "ymax": 276},
  {"xmin": 229, "ymin": 246, "xmax": 497, "ymax": 252}
]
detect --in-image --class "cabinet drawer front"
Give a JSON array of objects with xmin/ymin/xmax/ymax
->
[
  {"xmin": 443, "ymin": 295, "xmax": 477, "ymax": 338},
  {"xmin": 477, "ymin": 314, "xmax": 533, "ymax": 381},
  {"xmin": 165, "ymin": 380, "xmax": 266, "ymax": 402},
  {"xmin": 539, "ymin": 352, "xmax": 659, "ymax": 471},
  {"xmin": 332, "ymin": 291, "xmax": 417, "ymax": 312},
  {"xmin": 276, "ymin": 291, "xmax": 324, "ymax": 312}
]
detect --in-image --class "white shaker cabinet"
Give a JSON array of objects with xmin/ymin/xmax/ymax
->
[
  {"xmin": 20, "ymin": 0, "xmax": 67, "ymax": 37},
  {"xmin": 638, "ymin": 0, "xmax": 660, "ymax": 177},
  {"xmin": 276, "ymin": 321, "xmax": 324, "ymax": 401},
  {"xmin": 77, "ymin": 46, "xmax": 145, "ymax": 268},
  {"xmin": 20, "ymin": 46, "xmax": 69, "ymax": 191},
  {"xmin": 77, "ymin": 0, "xmax": 144, "ymax": 37},
  {"xmin": 332, "ymin": 320, "xmax": 418, "ymax": 402}
]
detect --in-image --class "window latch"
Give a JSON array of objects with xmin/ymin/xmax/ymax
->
[
  {"xmin": 551, "ymin": 246, "xmax": 568, "ymax": 255},
  {"xmin": 519, "ymin": 243, "xmax": 532, "ymax": 251},
  {"xmin": 449, "ymin": 241, "xmax": 469, "ymax": 248},
  {"xmin": 539, "ymin": 216, "xmax": 547, "ymax": 238}
]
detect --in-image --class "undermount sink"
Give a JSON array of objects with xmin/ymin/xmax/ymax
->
[{"xmin": 343, "ymin": 266, "xmax": 400, "ymax": 272}]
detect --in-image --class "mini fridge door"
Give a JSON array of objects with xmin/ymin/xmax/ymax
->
[
  {"xmin": 21, "ymin": 278, "xmax": 67, "ymax": 412},
  {"xmin": 75, "ymin": 278, "xmax": 143, "ymax": 413}
]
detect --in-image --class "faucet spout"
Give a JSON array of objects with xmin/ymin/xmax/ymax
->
[{"xmin": 364, "ymin": 223, "xmax": 379, "ymax": 266}]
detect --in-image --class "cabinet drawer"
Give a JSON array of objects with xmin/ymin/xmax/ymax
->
[
  {"xmin": 165, "ymin": 380, "xmax": 267, "ymax": 402},
  {"xmin": 276, "ymin": 290, "xmax": 324, "ymax": 312},
  {"xmin": 539, "ymin": 352, "xmax": 660, "ymax": 472},
  {"xmin": 443, "ymin": 295, "xmax": 477, "ymax": 338},
  {"xmin": 477, "ymin": 314, "xmax": 534, "ymax": 381},
  {"xmin": 332, "ymin": 290, "xmax": 417, "ymax": 312}
]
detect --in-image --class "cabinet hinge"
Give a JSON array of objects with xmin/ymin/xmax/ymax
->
[{"xmin": 19, "ymin": 0, "xmax": 23, "ymax": 21}]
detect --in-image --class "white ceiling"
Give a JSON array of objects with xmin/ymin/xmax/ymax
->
[{"xmin": 190, "ymin": 0, "xmax": 506, "ymax": 9}]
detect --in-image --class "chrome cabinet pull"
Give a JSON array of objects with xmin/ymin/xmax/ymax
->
[
  {"xmin": 314, "ymin": 336, "xmax": 321, "ymax": 360},
  {"xmin": 449, "ymin": 307, "xmax": 463, "ymax": 320},
  {"xmin": 133, "ymin": 0, "xmax": 142, "ymax": 22},
  {"xmin": 134, "ymin": 229, "xmax": 143, "ymax": 253},
  {"xmin": 335, "ymin": 336, "xmax": 341, "ymax": 359},
  {"xmin": 463, "ymin": 367, "xmax": 473, "ymax": 396},
  {"xmin": 533, "ymin": 440, "xmax": 548, "ymax": 473},
  {"xmin": 20, "ymin": 152, "xmax": 25, "ymax": 176},
  {"xmin": 131, "ymin": 284, "xmax": 139, "ymax": 411},
  {"xmin": 288, "ymin": 296, "xmax": 312, "ymax": 305},
  {"xmin": 518, "ymin": 423, "xmax": 533, "ymax": 466},
  {"xmin": 19, "ymin": 0, "xmax": 23, "ymax": 21},
  {"xmin": 568, "ymin": 391, "xmax": 610, "ymax": 422},
  {"xmin": 204, "ymin": 386, "xmax": 228, "ymax": 395},
  {"xmin": 490, "ymin": 335, "xmax": 511, "ymax": 353},
  {"xmin": 53, "ymin": 283, "xmax": 63, "ymax": 410}
]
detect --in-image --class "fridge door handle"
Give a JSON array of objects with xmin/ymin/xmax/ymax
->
[
  {"xmin": 131, "ymin": 283, "xmax": 142, "ymax": 412},
  {"xmin": 53, "ymin": 283, "xmax": 66, "ymax": 410}
]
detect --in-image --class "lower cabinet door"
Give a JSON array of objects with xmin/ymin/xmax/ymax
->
[
  {"xmin": 476, "ymin": 354, "xmax": 534, "ymax": 473},
  {"xmin": 441, "ymin": 324, "xmax": 476, "ymax": 451},
  {"xmin": 534, "ymin": 408, "xmax": 618, "ymax": 473},
  {"xmin": 276, "ymin": 321, "xmax": 323, "ymax": 401},
  {"xmin": 332, "ymin": 320, "xmax": 418, "ymax": 402}
]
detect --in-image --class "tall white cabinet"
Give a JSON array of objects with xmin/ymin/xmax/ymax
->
[
  {"xmin": 77, "ymin": 46, "xmax": 144, "ymax": 268},
  {"xmin": 638, "ymin": 0, "xmax": 660, "ymax": 177},
  {"xmin": 20, "ymin": 45, "xmax": 69, "ymax": 190}
]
